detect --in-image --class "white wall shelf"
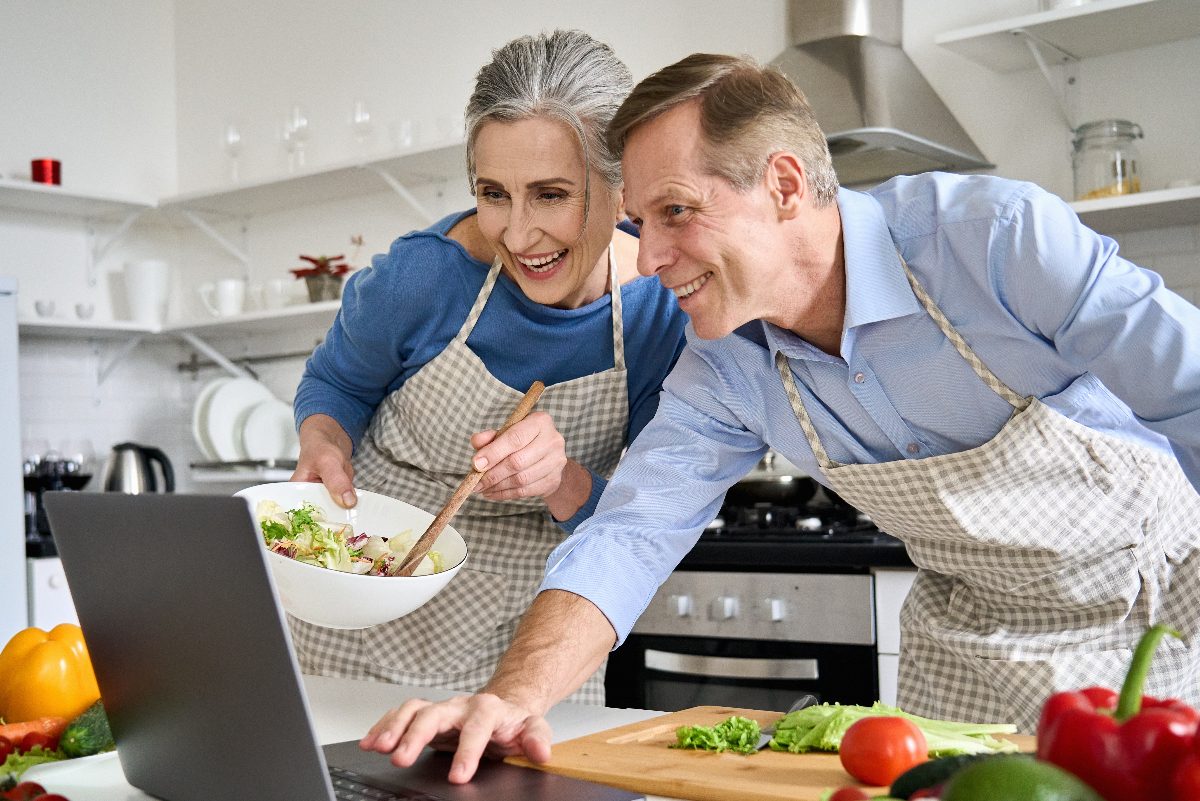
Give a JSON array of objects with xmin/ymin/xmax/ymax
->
[
  {"xmin": 159, "ymin": 142, "xmax": 465, "ymax": 218},
  {"xmin": 18, "ymin": 300, "xmax": 339, "ymax": 340},
  {"xmin": 935, "ymin": 0, "xmax": 1200, "ymax": 73},
  {"xmin": 0, "ymin": 178, "xmax": 154, "ymax": 219},
  {"xmin": 1071, "ymin": 184, "xmax": 1200, "ymax": 234}
]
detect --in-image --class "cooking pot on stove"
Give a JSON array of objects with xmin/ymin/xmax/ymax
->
[
  {"xmin": 102, "ymin": 442, "xmax": 175, "ymax": 494},
  {"xmin": 724, "ymin": 450, "xmax": 818, "ymax": 507},
  {"xmin": 723, "ymin": 450, "xmax": 859, "ymax": 512}
]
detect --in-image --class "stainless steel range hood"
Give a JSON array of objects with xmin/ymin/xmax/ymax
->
[{"xmin": 772, "ymin": 0, "xmax": 992, "ymax": 186}]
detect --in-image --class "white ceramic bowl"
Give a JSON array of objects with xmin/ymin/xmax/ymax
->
[{"xmin": 234, "ymin": 482, "xmax": 466, "ymax": 629}]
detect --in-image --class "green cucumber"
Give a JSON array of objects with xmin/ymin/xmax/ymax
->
[
  {"xmin": 890, "ymin": 753, "xmax": 1000, "ymax": 799},
  {"xmin": 59, "ymin": 699, "xmax": 115, "ymax": 758}
]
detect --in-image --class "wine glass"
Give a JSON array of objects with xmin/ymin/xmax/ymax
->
[
  {"xmin": 223, "ymin": 122, "xmax": 243, "ymax": 183},
  {"xmin": 283, "ymin": 104, "xmax": 310, "ymax": 171},
  {"xmin": 60, "ymin": 438, "xmax": 96, "ymax": 490},
  {"xmin": 351, "ymin": 100, "xmax": 373, "ymax": 149}
]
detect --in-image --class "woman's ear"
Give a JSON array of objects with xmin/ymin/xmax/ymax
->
[
  {"xmin": 614, "ymin": 184, "xmax": 627, "ymax": 223},
  {"xmin": 766, "ymin": 152, "xmax": 806, "ymax": 220}
]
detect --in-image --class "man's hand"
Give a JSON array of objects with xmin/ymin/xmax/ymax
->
[
  {"xmin": 292, "ymin": 414, "xmax": 357, "ymax": 508},
  {"xmin": 359, "ymin": 693, "xmax": 553, "ymax": 784}
]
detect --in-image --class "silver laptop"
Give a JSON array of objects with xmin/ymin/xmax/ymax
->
[{"xmin": 45, "ymin": 492, "xmax": 642, "ymax": 801}]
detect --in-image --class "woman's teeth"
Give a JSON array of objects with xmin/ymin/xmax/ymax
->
[
  {"xmin": 516, "ymin": 250, "xmax": 567, "ymax": 273},
  {"xmin": 674, "ymin": 273, "xmax": 711, "ymax": 299}
]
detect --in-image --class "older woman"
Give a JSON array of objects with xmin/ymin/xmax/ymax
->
[{"xmin": 289, "ymin": 30, "xmax": 686, "ymax": 704}]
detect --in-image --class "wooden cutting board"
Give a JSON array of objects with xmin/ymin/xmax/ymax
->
[{"xmin": 507, "ymin": 706, "xmax": 1036, "ymax": 801}]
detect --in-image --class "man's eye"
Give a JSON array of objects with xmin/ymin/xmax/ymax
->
[{"xmin": 668, "ymin": 205, "xmax": 686, "ymax": 217}]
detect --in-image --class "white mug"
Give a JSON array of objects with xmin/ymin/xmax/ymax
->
[
  {"xmin": 199, "ymin": 278, "xmax": 247, "ymax": 317},
  {"xmin": 124, "ymin": 260, "xmax": 171, "ymax": 327},
  {"xmin": 262, "ymin": 278, "xmax": 293, "ymax": 310}
]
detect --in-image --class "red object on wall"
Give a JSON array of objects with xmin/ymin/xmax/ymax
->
[{"xmin": 31, "ymin": 159, "xmax": 61, "ymax": 185}]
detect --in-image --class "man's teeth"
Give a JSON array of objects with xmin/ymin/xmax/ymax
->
[
  {"xmin": 674, "ymin": 273, "xmax": 711, "ymax": 299},
  {"xmin": 516, "ymin": 250, "xmax": 566, "ymax": 273}
]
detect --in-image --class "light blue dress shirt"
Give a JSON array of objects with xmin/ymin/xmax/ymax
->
[{"xmin": 539, "ymin": 172, "xmax": 1200, "ymax": 646}]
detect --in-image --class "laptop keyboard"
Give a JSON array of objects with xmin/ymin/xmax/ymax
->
[{"xmin": 329, "ymin": 766, "xmax": 442, "ymax": 801}]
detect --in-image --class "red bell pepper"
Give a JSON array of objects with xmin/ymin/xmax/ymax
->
[{"xmin": 1036, "ymin": 624, "xmax": 1200, "ymax": 801}]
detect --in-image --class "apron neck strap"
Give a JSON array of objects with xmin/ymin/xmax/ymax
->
[{"xmin": 897, "ymin": 254, "xmax": 1028, "ymax": 411}]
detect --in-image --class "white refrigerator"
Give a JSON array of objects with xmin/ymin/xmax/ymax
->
[{"xmin": 0, "ymin": 276, "xmax": 27, "ymax": 644}]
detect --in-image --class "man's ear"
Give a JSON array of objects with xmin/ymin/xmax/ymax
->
[
  {"xmin": 766, "ymin": 152, "xmax": 806, "ymax": 220},
  {"xmin": 614, "ymin": 184, "xmax": 627, "ymax": 223}
]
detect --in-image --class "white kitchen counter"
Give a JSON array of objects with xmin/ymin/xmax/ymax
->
[{"xmin": 25, "ymin": 675, "xmax": 673, "ymax": 801}]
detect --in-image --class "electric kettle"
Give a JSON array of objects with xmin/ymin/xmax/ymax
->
[{"xmin": 102, "ymin": 442, "xmax": 176, "ymax": 494}]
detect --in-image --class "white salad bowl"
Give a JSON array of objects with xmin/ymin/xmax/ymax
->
[{"xmin": 234, "ymin": 481, "xmax": 467, "ymax": 630}]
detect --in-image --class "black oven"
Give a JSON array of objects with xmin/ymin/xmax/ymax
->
[
  {"xmin": 606, "ymin": 569, "xmax": 881, "ymax": 711},
  {"xmin": 604, "ymin": 471, "xmax": 915, "ymax": 712}
]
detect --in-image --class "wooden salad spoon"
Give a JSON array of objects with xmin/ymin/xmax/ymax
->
[{"xmin": 393, "ymin": 380, "xmax": 545, "ymax": 577}]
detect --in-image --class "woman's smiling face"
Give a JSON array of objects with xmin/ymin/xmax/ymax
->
[{"xmin": 473, "ymin": 117, "xmax": 622, "ymax": 309}]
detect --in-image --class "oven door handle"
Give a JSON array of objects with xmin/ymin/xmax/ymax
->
[{"xmin": 643, "ymin": 649, "xmax": 819, "ymax": 680}]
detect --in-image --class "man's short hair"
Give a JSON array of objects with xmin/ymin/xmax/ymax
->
[{"xmin": 606, "ymin": 53, "xmax": 839, "ymax": 207}]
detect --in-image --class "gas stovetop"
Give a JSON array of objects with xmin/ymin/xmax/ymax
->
[{"xmin": 686, "ymin": 501, "xmax": 914, "ymax": 570}]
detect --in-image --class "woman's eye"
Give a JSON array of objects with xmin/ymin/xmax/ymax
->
[
  {"xmin": 538, "ymin": 190, "xmax": 567, "ymax": 202},
  {"xmin": 478, "ymin": 188, "xmax": 507, "ymax": 201}
]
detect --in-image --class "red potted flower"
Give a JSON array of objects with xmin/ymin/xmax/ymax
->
[{"xmin": 291, "ymin": 254, "xmax": 351, "ymax": 302}]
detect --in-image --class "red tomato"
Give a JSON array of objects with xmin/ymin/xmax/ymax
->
[
  {"xmin": 0, "ymin": 735, "xmax": 14, "ymax": 762},
  {"xmin": 838, "ymin": 716, "xmax": 928, "ymax": 787},
  {"xmin": 33, "ymin": 796, "xmax": 71, "ymax": 801},
  {"xmin": 3, "ymin": 783, "xmax": 47, "ymax": 801},
  {"xmin": 828, "ymin": 787, "xmax": 872, "ymax": 801},
  {"xmin": 17, "ymin": 731, "xmax": 56, "ymax": 753}
]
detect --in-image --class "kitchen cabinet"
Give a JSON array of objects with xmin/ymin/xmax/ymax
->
[
  {"xmin": 873, "ymin": 568, "xmax": 917, "ymax": 707},
  {"xmin": 936, "ymin": 0, "xmax": 1200, "ymax": 235}
]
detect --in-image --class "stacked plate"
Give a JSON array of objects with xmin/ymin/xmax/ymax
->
[{"xmin": 192, "ymin": 377, "xmax": 300, "ymax": 462}]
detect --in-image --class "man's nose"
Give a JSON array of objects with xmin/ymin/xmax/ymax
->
[{"xmin": 636, "ymin": 228, "xmax": 673, "ymax": 278}]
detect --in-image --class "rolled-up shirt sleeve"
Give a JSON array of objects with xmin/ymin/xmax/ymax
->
[{"xmin": 539, "ymin": 339, "xmax": 767, "ymax": 646}]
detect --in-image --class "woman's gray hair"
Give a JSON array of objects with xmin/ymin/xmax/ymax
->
[{"xmin": 465, "ymin": 30, "xmax": 633, "ymax": 215}]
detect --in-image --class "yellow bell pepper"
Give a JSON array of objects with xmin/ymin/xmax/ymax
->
[{"xmin": 0, "ymin": 623, "xmax": 101, "ymax": 723}]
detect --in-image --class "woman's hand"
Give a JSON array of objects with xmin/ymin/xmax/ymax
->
[
  {"xmin": 292, "ymin": 414, "xmax": 358, "ymax": 508},
  {"xmin": 470, "ymin": 411, "xmax": 592, "ymax": 519}
]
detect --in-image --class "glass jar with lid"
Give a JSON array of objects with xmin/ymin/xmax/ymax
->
[{"xmin": 1072, "ymin": 119, "xmax": 1143, "ymax": 201}]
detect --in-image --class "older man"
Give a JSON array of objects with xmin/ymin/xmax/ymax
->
[{"xmin": 360, "ymin": 53, "xmax": 1200, "ymax": 783}]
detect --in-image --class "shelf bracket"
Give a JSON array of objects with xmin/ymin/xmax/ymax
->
[
  {"xmin": 1013, "ymin": 28, "xmax": 1080, "ymax": 130},
  {"xmin": 86, "ymin": 209, "xmax": 147, "ymax": 288},
  {"xmin": 96, "ymin": 334, "xmax": 146, "ymax": 385},
  {"xmin": 173, "ymin": 331, "xmax": 255, "ymax": 380},
  {"xmin": 178, "ymin": 210, "xmax": 252, "ymax": 279},
  {"xmin": 360, "ymin": 165, "xmax": 436, "ymax": 224}
]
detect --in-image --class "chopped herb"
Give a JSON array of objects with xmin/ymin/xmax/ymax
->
[{"xmin": 672, "ymin": 715, "xmax": 761, "ymax": 755}]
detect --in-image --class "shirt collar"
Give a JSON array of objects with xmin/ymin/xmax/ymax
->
[{"xmin": 764, "ymin": 186, "xmax": 922, "ymax": 362}]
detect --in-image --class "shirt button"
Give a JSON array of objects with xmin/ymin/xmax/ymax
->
[
  {"xmin": 906, "ymin": 443, "xmax": 920, "ymax": 455},
  {"xmin": 853, "ymin": 372, "xmax": 866, "ymax": 384}
]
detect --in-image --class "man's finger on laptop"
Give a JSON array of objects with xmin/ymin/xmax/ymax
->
[
  {"xmin": 519, "ymin": 715, "xmax": 553, "ymax": 763},
  {"xmin": 360, "ymin": 697, "xmax": 431, "ymax": 752}
]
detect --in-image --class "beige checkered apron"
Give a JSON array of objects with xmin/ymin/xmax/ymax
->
[
  {"xmin": 776, "ymin": 255, "xmax": 1200, "ymax": 732},
  {"xmin": 290, "ymin": 246, "xmax": 629, "ymax": 705}
]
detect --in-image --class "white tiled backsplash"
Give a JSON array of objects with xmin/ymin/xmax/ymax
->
[{"xmin": 16, "ymin": 222, "xmax": 1200, "ymax": 495}]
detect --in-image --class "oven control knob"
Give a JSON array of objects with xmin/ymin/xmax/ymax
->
[
  {"xmin": 765, "ymin": 598, "xmax": 787, "ymax": 622},
  {"xmin": 711, "ymin": 596, "xmax": 739, "ymax": 620},
  {"xmin": 669, "ymin": 594, "xmax": 693, "ymax": 617}
]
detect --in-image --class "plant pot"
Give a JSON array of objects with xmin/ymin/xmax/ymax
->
[{"xmin": 303, "ymin": 273, "xmax": 343, "ymax": 303}]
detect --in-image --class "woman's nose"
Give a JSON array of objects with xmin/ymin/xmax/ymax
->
[{"xmin": 503, "ymin": 202, "xmax": 539, "ymax": 252}]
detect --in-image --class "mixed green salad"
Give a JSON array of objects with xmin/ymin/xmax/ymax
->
[{"xmin": 255, "ymin": 500, "xmax": 444, "ymax": 577}]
